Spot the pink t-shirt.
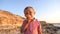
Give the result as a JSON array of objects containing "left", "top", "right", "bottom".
[{"left": 22, "top": 19, "right": 42, "bottom": 34}]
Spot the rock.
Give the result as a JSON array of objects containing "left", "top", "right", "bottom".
[
  {"left": 40, "top": 21, "right": 59, "bottom": 34},
  {"left": 0, "top": 10, "right": 24, "bottom": 28}
]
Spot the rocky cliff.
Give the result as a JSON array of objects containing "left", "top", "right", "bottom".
[{"left": 0, "top": 10, "right": 24, "bottom": 29}]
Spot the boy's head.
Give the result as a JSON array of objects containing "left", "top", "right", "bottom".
[{"left": 24, "top": 6, "right": 35, "bottom": 20}]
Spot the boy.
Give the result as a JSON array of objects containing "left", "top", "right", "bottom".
[{"left": 21, "top": 6, "right": 42, "bottom": 34}]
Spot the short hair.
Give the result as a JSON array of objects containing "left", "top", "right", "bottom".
[{"left": 24, "top": 6, "right": 35, "bottom": 12}]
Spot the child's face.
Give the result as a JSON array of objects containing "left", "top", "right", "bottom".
[{"left": 24, "top": 8, "right": 35, "bottom": 20}]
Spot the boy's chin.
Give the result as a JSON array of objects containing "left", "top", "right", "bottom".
[{"left": 27, "top": 18, "right": 33, "bottom": 20}]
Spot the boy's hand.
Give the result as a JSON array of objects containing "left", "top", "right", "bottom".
[{"left": 21, "top": 21, "right": 30, "bottom": 33}]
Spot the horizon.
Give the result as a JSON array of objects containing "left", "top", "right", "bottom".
[{"left": 0, "top": 0, "right": 60, "bottom": 23}]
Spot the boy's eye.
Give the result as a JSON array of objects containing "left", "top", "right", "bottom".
[
  {"left": 25, "top": 13, "right": 28, "bottom": 14},
  {"left": 25, "top": 11, "right": 32, "bottom": 15}
]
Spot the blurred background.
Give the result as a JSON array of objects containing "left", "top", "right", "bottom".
[{"left": 0, "top": 0, "right": 60, "bottom": 34}]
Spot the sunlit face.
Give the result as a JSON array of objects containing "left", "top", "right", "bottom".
[{"left": 24, "top": 8, "right": 35, "bottom": 20}]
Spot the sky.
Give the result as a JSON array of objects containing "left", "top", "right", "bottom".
[{"left": 0, "top": 0, "right": 60, "bottom": 23}]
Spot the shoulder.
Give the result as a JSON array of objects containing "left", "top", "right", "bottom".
[
  {"left": 33, "top": 19, "right": 40, "bottom": 25},
  {"left": 35, "top": 19, "right": 41, "bottom": 26},
  {"left": 34, "top": 19, "right": 40, "bottom": 23}
]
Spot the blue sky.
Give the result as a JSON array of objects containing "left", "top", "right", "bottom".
[{"left": 0, "top": 0, "right": 60, "bottom": 23}]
